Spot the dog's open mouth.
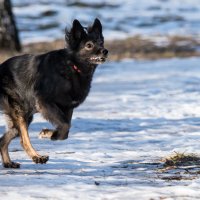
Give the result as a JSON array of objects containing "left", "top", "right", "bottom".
[{"left": 89, "top": 57, "right": 106, "bottom": 64}]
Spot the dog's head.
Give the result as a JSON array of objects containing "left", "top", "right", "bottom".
[{"left": 65, "top": 18, "right": 108, "bottom": 65}]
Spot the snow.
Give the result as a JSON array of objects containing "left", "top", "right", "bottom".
[{"left": 1, "top": 57, "right": 200, "bottom": 199}]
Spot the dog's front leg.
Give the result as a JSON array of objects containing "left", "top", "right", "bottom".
[{"left": 39, "top": 108, "right": 73, "bottom": 140}]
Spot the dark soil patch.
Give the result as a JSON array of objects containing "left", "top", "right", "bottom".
[{"left": 1, "top": 35, "right": 200, "bottom": 64}]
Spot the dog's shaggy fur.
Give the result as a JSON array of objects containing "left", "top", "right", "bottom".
[{"left": 0, "top": 18, "right": 108, "bottom": 168}]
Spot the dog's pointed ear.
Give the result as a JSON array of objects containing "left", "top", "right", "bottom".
[
  {"left": 71, "top": 19, "right": 86, "bottom": 40},
  {"left": 92, "top": 18, "right": 102, "bottom": 33},
  {"left": 90, "top": 18, "right": 103, "bottom": 39},
  {"left": 65, "top": 19, "right": 87, "bottom": 49}
]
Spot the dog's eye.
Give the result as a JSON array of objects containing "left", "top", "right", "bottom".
[{"left": 85, "top": 42, "right": 94, "bottom": 50}]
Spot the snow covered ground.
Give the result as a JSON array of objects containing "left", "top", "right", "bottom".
[{"left": 1, "top": 57, "right": 200, "bottom": 199}]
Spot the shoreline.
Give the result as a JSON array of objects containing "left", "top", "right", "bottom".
[{"left": 1, "top": 35, "right": 200, "bottom": 63}]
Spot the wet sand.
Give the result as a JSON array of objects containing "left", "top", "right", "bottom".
[{"left": 1, "top": 35, "right": 200, "bottom": 63}]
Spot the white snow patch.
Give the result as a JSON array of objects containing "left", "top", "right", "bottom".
[{"left": 1, "top": 58, "right": 200, "bottom": 199}]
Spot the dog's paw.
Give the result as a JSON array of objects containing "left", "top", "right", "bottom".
[
  {"left": 4, "top": 162, "right": 20, "bottom": 168},
  {"left": 32, "top": 155, "right": 49, "bottom": 164},
  {"left": 39, "top": 129, "right": 54, "bottom": 139}
]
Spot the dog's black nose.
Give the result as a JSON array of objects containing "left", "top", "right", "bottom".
[{"left": 102, "top": 49, "right": 108, "bottom": 56}]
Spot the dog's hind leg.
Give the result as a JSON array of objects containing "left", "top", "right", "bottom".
[
  {"left": 0, "top": 115, "right": 20, "bottom": 168},
  {"left": 15, "top": 115, "right": 49, "bottom": 164}
]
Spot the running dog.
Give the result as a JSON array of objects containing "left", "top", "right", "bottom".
[{"left": 0, "top": 18, "right": 108, "bottom": 168}]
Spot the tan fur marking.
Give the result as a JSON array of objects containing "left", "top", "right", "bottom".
[{"left": 18, "top": 117, "right": 39, "bottom": 158}]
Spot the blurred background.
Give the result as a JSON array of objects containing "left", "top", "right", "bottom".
[{"left": 1, "top": 0, "right": 200, "bottom": 62}]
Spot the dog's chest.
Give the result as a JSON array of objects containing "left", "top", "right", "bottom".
[{"left": 70, "top": 74, "right": 92, "bottom": 107}]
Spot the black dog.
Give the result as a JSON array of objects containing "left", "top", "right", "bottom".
[{"left": 0, "top": 18, "right": 108, "bottom": 168}]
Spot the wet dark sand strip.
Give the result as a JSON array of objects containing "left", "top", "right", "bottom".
[{"left": 1, "top": 35, "right": 200, "bottom": 63}]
